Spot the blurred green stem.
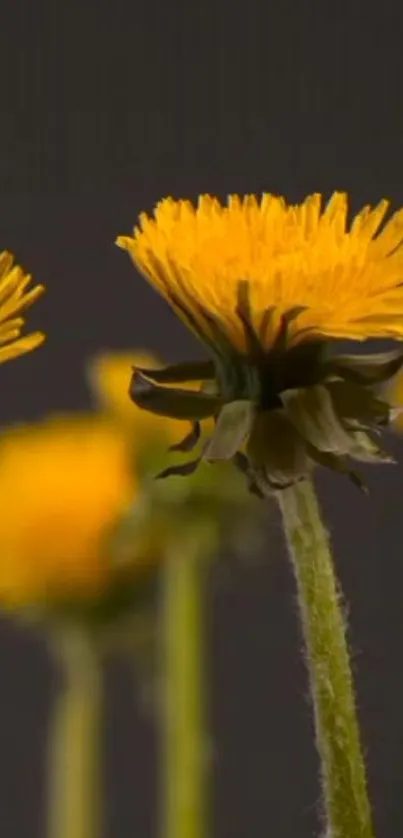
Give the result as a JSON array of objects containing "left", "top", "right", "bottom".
[
  {"left": 161, "top": 540, "right": 208, "bottom": 838},
  {"left": 47, "top": 629, "right": 101, "bottom": 838},
  {"left": 278, "top": 479, "right": 374, "bottom": 838}
]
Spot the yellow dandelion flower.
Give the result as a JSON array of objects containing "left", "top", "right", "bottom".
[
  {"left": 117, "top": 192, "right": 403, "bottom": 351},
  {"left": 0, "top": 251, "right": 45, "bottom": 362},
  {"left": 118, "top": 193, "right": 403, "bottom": 491},
  {"left": 0, "top": 417, "right": 136, "bottom": 609}
]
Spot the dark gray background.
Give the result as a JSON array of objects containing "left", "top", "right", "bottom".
[{"left": 2, "top": 1, "right": 403, "bottom": 836}]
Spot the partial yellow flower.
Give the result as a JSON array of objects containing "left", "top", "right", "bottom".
[
  {"left": 0, "top": 417, "right": 136, "bottom": 608},
  {"left": 0, "top": 251, "right": 45, "bottom": 362},
  {"left": 117, "top": 192, "right": 403, "bottom": 352}
]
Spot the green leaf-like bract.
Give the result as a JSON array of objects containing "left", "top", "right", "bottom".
[
  {"left": 130, "top": 370, "right": 220, "bottom": 420},
  {"left": 203, "top": 400, "right": 255, "bottom": 461}
]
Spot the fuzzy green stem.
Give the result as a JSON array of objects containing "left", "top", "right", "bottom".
[
  {"left": 161, "top": 542, "right": 208, "bottom": 838},
  {"left": 277, "top": 479, "right": 374, "bottom": 838},
  {"left": 47, "top": 630, "right": 102, "bottom": 838}
]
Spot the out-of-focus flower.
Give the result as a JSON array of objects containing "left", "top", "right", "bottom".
[
  {"left": 0, "top": 419, "right": 143, "bottom": 838},
  {"left": 0, "top": 251, "right": 45, "bottom": 362},
  {"left": 0, "top": 416, "right": 149, "bottom": 624},
  {"left": 117, "top": 193, "right": 403, "bottom": 492}
]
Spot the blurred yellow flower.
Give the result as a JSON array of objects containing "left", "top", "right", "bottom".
[
  {"left": 0, "top": 251, "right": 45, "bottom": 362},
  {"left": 0, "top": 417, "right": 136, "bottom": 608}
]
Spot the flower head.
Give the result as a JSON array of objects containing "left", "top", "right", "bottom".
[
  {"left": 118, "top": 193, "right": 403, "bottom": 492},
  {"left": 0, "top": 251, "right": 45, "bottom": 362},
  {"left": 0, "top": 417, "right": 140, "bottom": 617},
  {"left": 118, "top": 192, "right": 403, "bottom": 351}
]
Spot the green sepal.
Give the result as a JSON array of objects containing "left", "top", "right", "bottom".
[
  {"left": 325, "top": 347, "right": 403, "bottom": 385},
  {"left": 203, "top": 400, "right": 255, "bottom": 461},
  {"left": 306, "top": 445, "right": 368, "bottom": 493},
  {"left": 156, "top": 456, "right": 202, "bottom": 480},
  {"left": 270, "top": 306, "right": 308, "bottom": 353},
  {"left": 130, "top": 370, "right": 221, "bottom": 419},
  {"left": 169, "top": 422, "right": 201, "bottom": 452},
  {"left": 281, "top": 384, "right": 355, "bottom": 454},
  {"left": 236, "top": 280, "right": 264, "bottom": 359},
  {"left": 348, "top": 430, "right": 395, "bottom": 464},
  {"left": 278, "top": 340, "right": 329, "bottom": 390},
  {"left": 134, "top": 359, "right": 216, "bottom": 385},
  {"left": 246, "top": 409, "right": 312, "bottom": 488},
  {"left": 233, "top": 451, "right": 265, "bottom": 498},
  {"left": 327, "top": 380, "right": 390, "bottom": 427}
]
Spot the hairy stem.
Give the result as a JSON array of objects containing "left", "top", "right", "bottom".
[
  {"left": 278, "top": 479, "right": 374, "bottom": 838},
  {"left": 161, "top": 543, "right": 208, "bottom": 838},
  {"left": 47, "top": 630, "right": 102, "bottom": 838}
]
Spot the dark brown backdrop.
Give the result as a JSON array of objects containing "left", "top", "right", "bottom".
[{"left": 1, "top": 2, "right": 403, "bottom": 836}]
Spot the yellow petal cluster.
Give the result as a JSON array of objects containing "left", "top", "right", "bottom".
[
  {"left": 0, "top": 417, "right": 135, "bottom": 607},
  {"left": 0, "top": 251, "right": 45, "bottom": 363},
  {"left": 118, "top": 192, "right": 403, "bottom": 353}
]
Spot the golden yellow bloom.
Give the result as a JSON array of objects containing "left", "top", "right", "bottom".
[
  {"left": 0, "top": 251, "right": 45, "bottom": 362},
  {"left": 118, "top": 193, "right": 403, "bottom": 491},
  {"left": 0, "top": 417, "right": 136, "bottom": 608},
  {"left": 117, "top": 192, "right": 403, "bottom": 352}
]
